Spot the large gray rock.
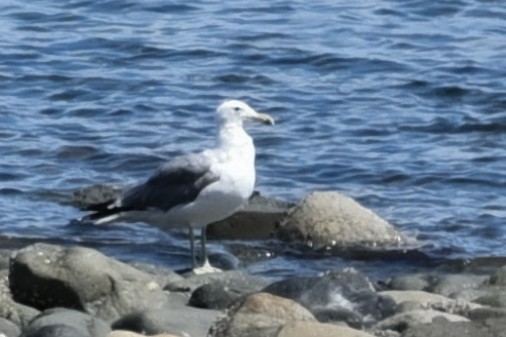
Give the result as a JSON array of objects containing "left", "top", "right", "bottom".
[
  {"left": 9, "top": 244, "right": 168, "bottom": 322},
  {"left": 208, "top": 292, "right": 316, "bottom": 337},
  {"left": 277, "top": 191, "right": 406, "bottom": 248},
  {"left": 21, "top": 308, "right": 110, "bottom": 337},
  {"left": 263, "top": 268, "right": 395, "bottom": 328}
]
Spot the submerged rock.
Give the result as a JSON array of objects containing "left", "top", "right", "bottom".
[
  {"left": 9, "top": 243, "right": 168, "bottom": 322},
  {"left": 277, "top": 191, "right": 406, "bottom": 248},
  {"left": 207, "top": 192, "right": 292, "bottom": 241}
]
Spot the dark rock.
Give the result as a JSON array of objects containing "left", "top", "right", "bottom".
[
  {"left": 9, "top": 244, "right": 168, "bottom": 322},
  {"left": 277, "top": 191, "right": 406, "bottom": 248},
  {"left": 0, "top": 317, "right": 20, "bottom": 337},
  {"left": 72, "top": 184, "right": 122, "bottom": 210},
  {"left": 189, "top": 272, "right": 268, "bottom": 309},
  {"left": 401, "top": 319, "right": 506, "bottom": 337},
  {"left": 112, "top": 304, "right": 220, "bottom": 337},
  {"left": 263, "top": 268, "right": 395, "bottom": 328},
  {"left": 0, "top": 269, "right": 40, "bottom": 329},
  {"left": 208, "top": 292, "right": 315, "bottom": 337},
  {"left": 207, "top": 192, "right": 292, "bottom": 241},
  {"left": 22, "top": 308, "right": 110, "bottom": 337}
]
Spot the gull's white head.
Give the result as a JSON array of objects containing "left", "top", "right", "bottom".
[{"left": 216, "top": 100, "right": 274, "bottom": 126}]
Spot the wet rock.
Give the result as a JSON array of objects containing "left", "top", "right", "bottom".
[
  {"left": 263, "top": 268, "right": 395, "bottom": 328},
  {"left": 277, "top": 320, "right": 376, "bottom": 337},
  {"left": 208, "top": 292, "right": 316, "bottom": 337},
  {"left": 0, "top": 317, "right": 20, "bottom": 337},
  {"left": 72, "top": 184, "right": 122, "bottom": 210},
  {"left": 400, "top": 319, "right": 506, "bottom": 337},
  {"left": 207, "top": 192, "right": 292, "bottom": 241},
  {"left": 277, "top": 191, "right": 406, "bottom": 248},
  {"left": 374, "top": 309, "right": 469, "bottom": 332},
  {"left": 112, "top": 304, "right": 220, "bottom": 337},
  {"left": 9, "top": 244, "right": 168, "bottom": 322},
  {"left": 21, "top": 308, "right": 110, "bottom": 337},
  {"left": 188, "top": 271, "right": 269, "bottom": 310}
]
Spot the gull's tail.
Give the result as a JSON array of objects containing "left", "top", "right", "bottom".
[{"left": 81, "top": 200, "right": 129, "bottom": 225}]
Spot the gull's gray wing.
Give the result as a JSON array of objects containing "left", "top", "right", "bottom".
[{"left": 121, "top": 153, "right": 220, "bottom": 212}]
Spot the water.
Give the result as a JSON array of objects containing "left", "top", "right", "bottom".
[{"left": 1, "top": 0, "right": 505, "bottom": 278}]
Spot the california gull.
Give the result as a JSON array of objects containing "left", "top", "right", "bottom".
[{"left": 85, "top": 100, "right": 274, "bottom": 272}]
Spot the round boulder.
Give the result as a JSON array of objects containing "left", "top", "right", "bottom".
[{"left": 277, "top": 191, "right": 406, "bottom": 248}]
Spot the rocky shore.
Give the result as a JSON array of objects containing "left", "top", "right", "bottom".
[{"left": 1, "top": 188, "right": 505, "bottom": 337}]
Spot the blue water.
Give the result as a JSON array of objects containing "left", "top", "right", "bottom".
[{"left": 1, "top": 0, "right": 505, "bottom": 278}]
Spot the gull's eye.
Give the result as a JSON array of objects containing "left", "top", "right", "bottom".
[{"left": 234, "top": 107, "right": 241, "bottom": 112}]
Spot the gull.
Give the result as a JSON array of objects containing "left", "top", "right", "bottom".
[{"left": 85, "top": 100, "right": 274, "bottom": 272}]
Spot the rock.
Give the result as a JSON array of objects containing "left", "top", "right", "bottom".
[
  {"left": 188, "top": 271, "right": 269, "bottom": 310},
  {"left": 380, "top": 290, "right": 479, "bottom": 315},
  {"left": 21, "top": 308, "right": 110, "bottom": 337},
  {"left": 400, "top": 319, "right": 506, "bottom": 337},
  {"left": 0, "top": 317, "right": 20, "bottom": 337},
  {"left": 473, "top": 289, "right": 506, "bottom": 308},
  {"left": 208, "top": 292, "right": 316, "bottom": 337},
  {"left": 128, "top": 262, "right": 184, "bottom": 288},
  {"left": 374, "top": 309, "right": 469, "bottom": 332},
  {"left": 489, "top": 265, "right": 506, "bottom": 286},
  {"left": 277, "top": 321, "right": 376, "bottom": 337},
  {"left": 0, "top": 269, "right": 40, "bottom": 329},
  {"left": 386, "top": 273, "right": 488, "bottom": 297},
  {"left": 107, "top": 331, "right": 182, "bottom": 337},
  {"left": 21, "top": 324, "right": 88, "bottom": 337},
  {"left": 166, "top": 270, "right": 266, "bottom": 294},
  {"left": 263, "top": 268, "right": 395, "bottom": 328},
  {"left": 112, "top": 303, "right": 220, "bottom": 337},
  {"left": 277, "top": 191, "right": 405, "bottom": 248},
  {"left": 72, "top": 184, "right": 122, "bottom": 210},
  {"left": 9, "top": 244, "right": 168, "bottom": 322},
  {"left": 468, "top": 307, "right": 506, "bottom": 321},
  {"left": 207, "top": 192, "right": 292, "bottom": 241}
]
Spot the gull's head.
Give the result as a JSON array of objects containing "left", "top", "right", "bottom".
[{"left": 216, "top": 100, "right": 274, "bottom": 126}]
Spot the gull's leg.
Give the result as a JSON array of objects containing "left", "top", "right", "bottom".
[
  {"left": 200, "top": 227, "right": 208, "bottom": 267},
  {"left": 192, "top": 226, "right": 222, "bottom": 275},
  {"left": 189, "top": 226, "right": 197, "bottom": 269}
]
